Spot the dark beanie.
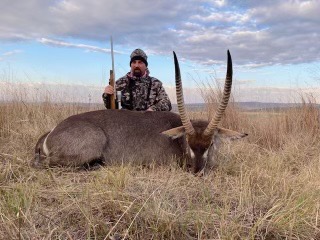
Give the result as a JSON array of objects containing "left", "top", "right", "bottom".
[{"left": 130, "top": 49, "right": 148, "bottom": 67}]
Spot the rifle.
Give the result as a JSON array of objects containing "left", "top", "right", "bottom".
[{"left": 108, "top": 36, "right": 118, "bottom": 109}]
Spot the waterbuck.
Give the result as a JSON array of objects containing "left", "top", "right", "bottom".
[{"left": 34, "top": 51, "right": 247, "bottom": 173}]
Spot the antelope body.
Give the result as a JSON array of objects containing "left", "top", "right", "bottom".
[{"left": 34, "top": 51, "right": 247, "bottom": 173}]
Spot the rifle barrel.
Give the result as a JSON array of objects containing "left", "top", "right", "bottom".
[{"left": 109, "top": 36, "right": 116, "bottom": 109}]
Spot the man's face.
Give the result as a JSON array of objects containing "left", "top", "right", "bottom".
[{"left": 131, "top": 60, "right": 147, "bottom": 77}]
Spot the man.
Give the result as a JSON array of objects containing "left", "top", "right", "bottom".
[{"left": 103, "top": 49, "right": 172, "bottom": 111}]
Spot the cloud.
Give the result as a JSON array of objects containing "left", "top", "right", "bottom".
[
  {"left": 1, "top": 0, "right": 319, "bottom": 67},
  {"left": 38, "top": 38, "right": 123, "bottom": 54},
  {"left": 0, "top": 50, "right": 22, "bottom": 61},
  {"left": 2, "top": 50, "right": 22, "bottom": 56}
]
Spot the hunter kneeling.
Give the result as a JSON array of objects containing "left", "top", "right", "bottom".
[{"left": 103, "top": 48, "right": 172, "bottom": 111}]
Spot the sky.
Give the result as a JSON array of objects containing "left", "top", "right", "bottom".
[{"left": 0, "top": 0, "right": 320, "bottom": 104}]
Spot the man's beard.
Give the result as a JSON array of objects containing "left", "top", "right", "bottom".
[{"left": 133, "top": 68, "right": 142, "bottom": 77}]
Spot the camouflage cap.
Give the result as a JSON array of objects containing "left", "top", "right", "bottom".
[{"left": 130, "top": 49, "right": 148, "bottom": 67}]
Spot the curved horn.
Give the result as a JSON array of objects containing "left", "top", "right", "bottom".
[
  {"left": 203, "top": 50, "right": 233, "bottom": 137},
  {"left": 173, "top": 51, "right": 195, "bottom": 136}
]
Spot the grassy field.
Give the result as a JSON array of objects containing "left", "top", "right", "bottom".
[{"left": 0, "top": 99, "right": 320, "bottom": 239}]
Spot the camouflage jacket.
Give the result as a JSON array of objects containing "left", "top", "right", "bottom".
[{"left": 103, "top": 71, "right": 172, "bottom": 111}]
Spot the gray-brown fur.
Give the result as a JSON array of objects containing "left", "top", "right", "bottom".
[
  {"left": 33, "top": 110, "right": 247, "bottom": 173},
  {"left": 34, "top": 110, "right": 185, "bottom": 168}
]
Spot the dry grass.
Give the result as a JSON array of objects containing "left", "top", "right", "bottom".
[{"left": 1, "top": 93, "right": 320, "bottom": 239}]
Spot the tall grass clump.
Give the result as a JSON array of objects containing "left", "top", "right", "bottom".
[
  {"left": 198, "top": 78, "right": 246, "bottom": 132},
  {"left": 0, "top": 83, "right": 319, "bottom": 239}
]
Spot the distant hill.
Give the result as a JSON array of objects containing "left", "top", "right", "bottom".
[
  {"left": 235, "top": 102, "right": 314, "bottom": 110},
  {"left": 172, "top": 102, "right": 320, "bottom": 112}
]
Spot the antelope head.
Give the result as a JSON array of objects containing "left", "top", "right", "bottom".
[{"left": 163, "top": 51, "right": 247, "bottom": 173}]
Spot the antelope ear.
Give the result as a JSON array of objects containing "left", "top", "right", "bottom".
[
  {"left": 217, "top": 127, "right": 248, "bottom": 140},
  {"left": 162, "top": 126, "right": 186, "bottom": 139}
]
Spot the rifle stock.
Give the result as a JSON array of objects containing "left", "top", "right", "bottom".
[{"left": 109, "top": 69, "right": 116, "bottom": 109}]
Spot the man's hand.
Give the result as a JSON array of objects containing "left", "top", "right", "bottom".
[
  {"left": 146, "top": 107, "right": 154, "bottom": 111},
  {"left": 104, "top": 85, "right": 114, "bottom": 95}
]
